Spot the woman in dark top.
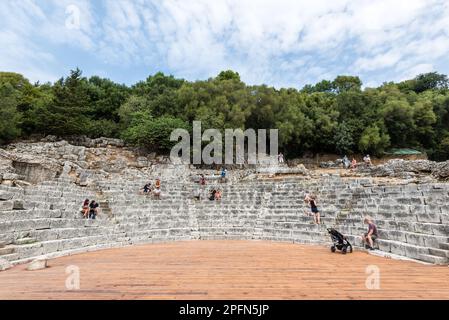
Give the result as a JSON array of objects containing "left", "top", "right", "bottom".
[
  {"left": 89, "top": 200, "right": 99, "bottom": 219},
  {"left": 310, "top": 195, "right": 321, "bottom": 225},
  {"left": 209, "top": 189, "right": 217, "bottom": 201}
]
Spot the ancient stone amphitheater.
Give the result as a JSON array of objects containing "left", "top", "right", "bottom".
[{"left": 1, "top": 137, "right": 449, "bottom": 273}]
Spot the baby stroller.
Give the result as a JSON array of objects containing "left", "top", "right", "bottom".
[{"left": 327, "top": 228, "right": 353, "bottom": 254}]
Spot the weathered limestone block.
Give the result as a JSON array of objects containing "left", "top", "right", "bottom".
[
  {"left": 392, "top": 212, "right": 417, "bottom": 222},
  {"left": 0, "top": 190, "right": 13, "bottom": 201},
  {"left": 404, "top": 244, "right": 425, "bottom": 260},
  {"left": 0, "top": 201, "right": 14, "bottom": 211},
  {"left": 414, "top": 223, "right": 434, "bottom": 235},
  {"left": 42, "top": 241, "right": 60, "bottom": 254},
  {"left": 431, "top": 224, "right": 449, "bottom": 236},
  {"left": 0, "top": 258, "right": 12, "bottom": 271},
  {"left": 416, "top": 212, "right": 441, "bottom": 224},
  {"left": 405, "top": 232, "right": 426, "bottom": 246},
  {"left": 390, "top": 241, "right": 406, "bottom": 256},
  {"left": 26, "top": 258, "right": 47, "bottom": 271}
]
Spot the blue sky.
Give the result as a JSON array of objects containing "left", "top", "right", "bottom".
[{"left": 1, "top": 0, "right": 449, "bottom": 88}]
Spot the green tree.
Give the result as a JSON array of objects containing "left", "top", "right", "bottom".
[
  {"left": 0, "top": 83, "right": 21, "bottom": 144},
  {"left": 358, "top": 124, "right": 390, "bottom": 155},
  {"left": 40, "top": 68, "right": 90, "bottom": 136},
  {"left": 121, "top": 112, "right": 189, "bottom": 151},
  {"left": 332, "top": 75, "right": 362, "bottom": 93},
  {"left": 334, "top": 122, "right": 354, "bottom": 154}
]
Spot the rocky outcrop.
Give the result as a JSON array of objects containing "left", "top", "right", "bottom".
[
  {"left": 432, "top": 161, "right": 449, "bottom": 180},
  {"left": 365, "top": 159, "right": 449, "bottom": 180}
]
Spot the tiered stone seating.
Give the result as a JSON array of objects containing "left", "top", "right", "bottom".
[
  {"left": 1, "top": 173, "right": 448, "bottom": 266},
  {"left": 0, "top": 181, "right": 127, "bottom": 265}
]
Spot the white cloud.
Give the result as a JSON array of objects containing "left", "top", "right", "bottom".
[{"left": 0, "top": 0, "right": 449, "bottom": 87}]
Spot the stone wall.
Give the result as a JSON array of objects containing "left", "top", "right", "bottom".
[{"left": 1, "top": 139, "right": 448, "bottom": 270}]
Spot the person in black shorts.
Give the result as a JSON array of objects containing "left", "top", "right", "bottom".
[
  {"left": 309, "top": 195, "right": 321, "bottom": 224},
  {"left": 362, "top": 216, "right": 378, "bottom": 250}
]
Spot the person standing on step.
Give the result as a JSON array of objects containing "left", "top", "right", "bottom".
[
  {"left": 89, "top": 200, "right": 99, "bottom": 219},
  {"left": 309, "top": 195, "right": 321, "bottom": 225},
  {"left": 303, "top": 192, "right": 311, "bottom": 216},
  {"left": 362, "top": 216, "right": 378, "bottom": 250},
  {"left": 278, "top": 153, "right": 284, "bottom": 164},
  {"left": 155, "top": 178, "right": 161, "bottom": 189},
  {"left": 342, "top": 155, "right": 350, "bottom": 169}
]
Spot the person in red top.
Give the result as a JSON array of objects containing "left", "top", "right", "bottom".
[
  {"left": 362, "top": 216, "right": 378, "bottom": 250},
  {"left": 81, "top": 199, "right": 89, "bottom": 218}
]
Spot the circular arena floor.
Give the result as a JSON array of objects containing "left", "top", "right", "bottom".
[{"left": 0, "top": 240, "right": 448, "bottom": 300}]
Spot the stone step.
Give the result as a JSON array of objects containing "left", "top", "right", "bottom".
[
  {"left": 428, "top": 248, "right": 449, "bottom": 258},
  {"left": 0, "top": 246, "right": 15, "bottom": 256},
  {"left": 0, "top": 252, "right": 19, "bottom": 262},
  {"left": 14, "top": 237, "right": 38, "bottom": 245},
  {"left": 418, "top": 254, "right": 448, "bottom": 265},
  {"left": 439, "top": 243, "right": 449, "bottom": 250}
]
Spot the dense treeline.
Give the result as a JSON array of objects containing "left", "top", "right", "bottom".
[{"left": 1, "top": 69, "right": 449, "bottom": 160}]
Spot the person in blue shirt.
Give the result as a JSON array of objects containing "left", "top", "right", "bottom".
[{"left": 220, "top": 167, "right": 227, "bottom": 182}]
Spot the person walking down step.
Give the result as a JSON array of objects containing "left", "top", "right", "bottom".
[{"left": 309, "top": 195, "right": 321, "bottom": 225}]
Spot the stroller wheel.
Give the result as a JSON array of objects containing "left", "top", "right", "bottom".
[
  {"left": 331, "top": 246, "right": 336, "bottom": 253},
  {"left": 341, "top": 247, "right": 347, "bottom": 254}
]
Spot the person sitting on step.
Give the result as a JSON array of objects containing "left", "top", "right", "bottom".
[
  {"left": 362, "top": 216, "right": 378, "bottom": 250},
  {"left": 81, "top": 199, "right": 89, "bottom": 218},
  {"left": 88, "top": 200, "right": 99, "bottom": 219},
  {"left": 215, "top": 189, "right": 222, "bottom": 201},
  {"left": 142, "top": 182, "right": 152, "bottom": 195},
  {"left": 309, "top": 195, "right": 321, "bottom": 225},
  {"left": 209, "top": 189, "right": 217, "bottom": 201},
  {"left": 199, "top": 174, "right": 206, "bottom": 185},
  {"left": 153, "top": 186, "right": 161, "bottom": 199},
  {"left": 220, "top": 168, "right": 227, "bottom": 182},
  {"left": 350, "top": 158, "right": 357, "bottom": 169},
  {"left": 363, "top": 154, "right": 372, "bottom": 166},
  {"left": 192, "top": 188, "right": 201, "bottom": 201}
]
